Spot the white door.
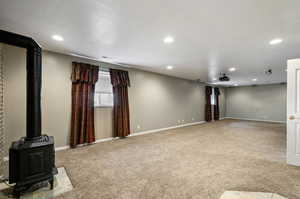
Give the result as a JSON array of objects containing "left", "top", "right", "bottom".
[{"left": 287, "top": 59, "right": 300, "bottom": 166}]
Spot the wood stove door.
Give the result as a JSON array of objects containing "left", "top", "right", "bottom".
[{"left": 19, "top": 145, "right": 53, "bottom": 184}]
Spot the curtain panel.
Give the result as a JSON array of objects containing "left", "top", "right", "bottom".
[
  {"left": 213, "top": 87, "right": 220, "bottom": 120},
  {"left": 70, "top": 62, "right": 99, "bottom": 147},
  {"left": 205, "top": 86, "right": 213, "bottom": 122},
  {"left": 110, "top": 69, "right": 131, "bottom": 137}
]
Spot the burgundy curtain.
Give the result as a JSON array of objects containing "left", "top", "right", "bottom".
[
  {"left": 205, "top": 86, "right": 213, "bottom": 122},
  {"left": 110, "top": 69, "right": 131, "bottom": 137},
  {"left": 213, "top": 87, "right": 220, "bottom": 120},
  {"left": 70, "top": 62, "right": 99, "bottom": 147}
]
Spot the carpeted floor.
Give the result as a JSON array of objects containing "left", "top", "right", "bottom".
[{"left": 55, "top": 119, "right": 300, "bottom": 199}]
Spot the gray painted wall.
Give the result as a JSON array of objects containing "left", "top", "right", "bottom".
[
  {"left": 219, "top": 87, "right": 226, "bottom": 119},
  {"left": 3, "top": 46, "right": 26, "bottom": 152},
  {"left": 225, "top": 84, "right": 287, "bottom": 122},
  {"left": 129, "top": 69, "right": 217, "bottom": 132},
  {"left": 3, "top": 44, "right": 226, "bottom": 148}
]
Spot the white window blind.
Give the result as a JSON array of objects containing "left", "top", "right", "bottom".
[{"left": 94, "top": 71, "right": 113, "bottom": 107}]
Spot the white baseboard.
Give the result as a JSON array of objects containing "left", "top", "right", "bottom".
[
  {"left": 130, "top": 121, "right": 205, "bottom": 137},
  {"left": 2, "top": 122, "right": 208, "bottom": 156},
  {"left": 2, "top": 138, "right": 120, "bottom": 159},
  {"left": 95, "top": 137, "right": 116, "bottom": 143},
  {"left": 224, "top": 117, "right": 286, "bottom": 123},
  {"left": 55, "top": 146, "right": 70, "bottom": 151},
  {"left": 55, "top": 137, "right": 117, "bottom": 151},
  {"left": 54, "top": 121, "right": 206, "bottom": 152},
  {"left": 0, "top": 119, "right": 207, "bottom": 162},
  {"left": 6, "top": 121, "right": 207, "bottom": 160}
]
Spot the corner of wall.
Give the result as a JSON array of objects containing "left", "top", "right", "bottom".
[{"left": 0, "top": 43, "right": 7, "bottom": 178}]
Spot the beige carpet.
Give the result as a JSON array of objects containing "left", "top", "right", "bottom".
[{"left": 55, "top": 119, "right": 300, "bottom": 199}]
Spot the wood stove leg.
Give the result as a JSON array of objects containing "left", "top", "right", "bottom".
[
  {"left": 15, "top": 192, "right": 20, "bottom": 199},
  {"left": 50, "top": 178, "right": 54, "bottom": 190},
  {"left": 13, "top": 189, "right": 20, "bottom": 199}
]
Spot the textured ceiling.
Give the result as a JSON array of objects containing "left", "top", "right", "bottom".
[{"left": 0, "top": 0, "right": 300, "bottom": 85}]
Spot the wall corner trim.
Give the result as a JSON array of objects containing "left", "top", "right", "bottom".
[{"left": 54, "top": 121, "right": 206, "bottom": 152}]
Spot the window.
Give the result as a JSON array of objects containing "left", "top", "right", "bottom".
[
  {"left": 211, "top": 87, "right": 216, "bottom": 105},
  {"left": 94, "top": 71, "right": 113, "bottom": 107}
]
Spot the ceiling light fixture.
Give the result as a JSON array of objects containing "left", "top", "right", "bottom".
[
  {"left": 163, "top": 36, "right": 174, "bottom": 44},
  {"left": 234, "top": 84, "right": 238, "bottom": 86},
  {"left": 52, "top": 34, "right": 64, "bottom": 41},
  {"left": 269, "top": 38, "right": 283, "bottom": 45},
  {"left": 166, "top": 65, "right": 173, "bottom": 70},
  {"left": 228, "top": 67, "right": 236, "bottom": 72},
  {"left": 252, "top": 78, "right": 257, "bottom": 81}
]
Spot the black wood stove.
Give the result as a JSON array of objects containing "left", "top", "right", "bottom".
[{"left": 0, "top": 30, "right": 57, "bottom": 197}]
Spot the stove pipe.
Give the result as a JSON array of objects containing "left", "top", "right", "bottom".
[{"left": 0, "top": 30, "right": 42, "bottom": 140}]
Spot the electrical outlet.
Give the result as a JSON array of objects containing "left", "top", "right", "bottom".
[
  {"left": 137, "top": 125, "right": 140, "bottom": 129},
  {"left": 192, "top": 118, "right": 194, "bottom": 121}
]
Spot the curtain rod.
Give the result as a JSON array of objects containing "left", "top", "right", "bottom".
[
  {"left": 70, "top": 53, "right": 131, "bottom": 72},
  {"left": 99, "top": 66, "right": 110, "bottom": 72},
  {"left": 72, "top": 60, "right": 130, "bottom": 73}
]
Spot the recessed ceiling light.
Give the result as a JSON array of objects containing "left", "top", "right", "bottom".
[
  {"left": 229, "top": 67, "right": 236, "bottom": 72},
  {"left": 269, "top": 38, "right": 282, "bottom": 45},
  {"left": 234, "top": 84, "right": 238, "bottom": 86},
  {"left": 52, "top": 34, "right": 64, "bottom": 41},
  {"left": 163, "top": 36, "right": 174, "bottom": 44},
  {"left": 252, "top": 78, "right": 257, "bottom": 81},
  {"left": 166, "top": 65, "right": 173, "bottom": 70}
]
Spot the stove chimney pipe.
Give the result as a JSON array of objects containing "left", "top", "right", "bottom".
[{"left": 0, "top": 30, "right": 42, "bottom": 140}]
